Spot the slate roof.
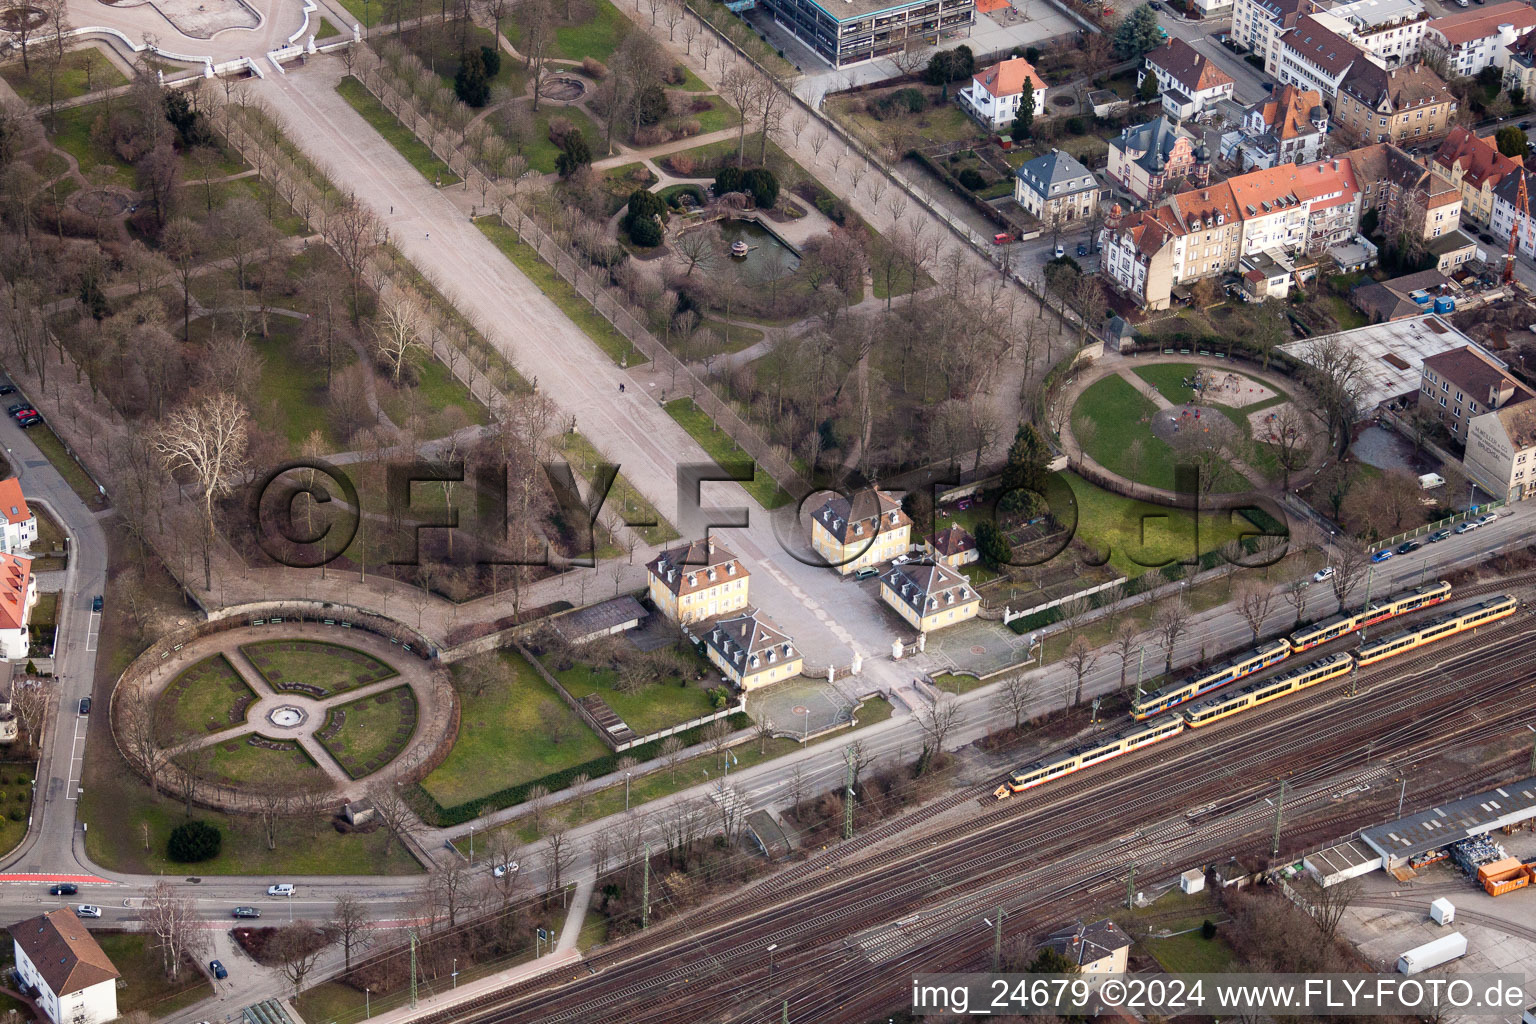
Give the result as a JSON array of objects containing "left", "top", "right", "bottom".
[
  {"left": 811, "top": 487, "right": 909, "bottom": 545},
  {"left": 647, "top": 538, "right": 750, "bottom": 597},
  {"left": 12, "top": 909, "right": 120, "bottom": 996},
  {"left": 701, "top": 610, "right": 797, "bottom": 677},
  {"left": 1042, "top": 920, "right": 1134, "bottom": 967},
  {"left": 878, "top": 560, "right": 976, "bottom": 617},
  {"left": 1145, "top": 38, "right": 1234, "bottom": 93},
  {"left": 1111, "top": 116, "right": 1195, "bottom": 174},
  {"left": 1281, "top": 15, "right": 1367, "bottom": 77},
  {"left": 1015, "top": 149, "right": 1097, "bottom": 197},
  {"left": 1339, "top": 61, "right": 1452, "bottom": 111}
]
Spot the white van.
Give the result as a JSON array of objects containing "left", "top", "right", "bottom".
[
  {"left": 267, "top": 883, "right": 294, "bottom": 897},
  {"left": 1418, "top": 472, "right": 1446, "bottom": 490}
]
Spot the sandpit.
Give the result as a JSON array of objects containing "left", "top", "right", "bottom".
[
  {"left": 1247, "top": 401, "right": 1308, "bottom": 448},
  {"left": 1193, "top": 367, "right": 1276, "bottom": 408},
  {"left": 1149, "top": 405, "right": 1240, "bottom": 446}
]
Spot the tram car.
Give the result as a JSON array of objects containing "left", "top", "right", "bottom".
[
  {"left": 1287, "top": 581, "right": 1451, "bottom": 651},
  {"left": 993, "top": 716, "right": 1185, "bottom": 799},
  {"left": 1131, "top": 639, "right": 1292, "bottom": 720},
  {"left": 1181, "top": 653, "right": 1353, "bottom": 728},
  {"left": 1354, "top": 596, "right": 1517, "bottom": 666}
]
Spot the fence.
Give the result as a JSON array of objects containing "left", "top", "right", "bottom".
[{"left": 1001, "top": 576, "right": 1127, "bottom": 625}]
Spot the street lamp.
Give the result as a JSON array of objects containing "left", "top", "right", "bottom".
[
  {"left": 468, "top": 825, "right": 474, "bottom": 865},
  {"left": 625, "top": 772, "right": 632, "bottom": 812},
  {"left": 365, "top": 988, "right": 370, "bottom": 1019},
  {"left": 452, "top": 958, "right": 458, "bottom": 989},
  {"left": 766, "top": 943, "right": 778, "bottom": 974},
  {"left": 801, "top": 707, "right": 809, "bottom": 745}
]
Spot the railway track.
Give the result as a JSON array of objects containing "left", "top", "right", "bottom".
[{"left": 424, "top": 614, "right": 1536, "bottom": 1024}]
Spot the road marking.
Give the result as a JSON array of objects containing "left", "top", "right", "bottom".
[
  {"left": 86, "top": 610, "right": 100, "bottom": 653},
  {"left": 64, "top": 715, "right": 87, "bottom": 800}
]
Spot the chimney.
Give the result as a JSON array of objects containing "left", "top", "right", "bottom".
[{"left": 707, "top": 536, "right": 716, "bottom": 555}]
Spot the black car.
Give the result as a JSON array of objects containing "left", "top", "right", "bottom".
[
  {"left": 1076, "top": 243, "right": 1088, "bottom": 257},
  {"left": 6, "top": 404, "right": 27, "bottom": 416},
  {"left": 1397, "top": 539, "right": 1422, "bottom": 554},
  {"left": 232, "top": 906, "right": 261, "bottom": 919},
  {"left": 209, "top": 960, "right": 228, "bottom": 981},
  {"left": 92, "top": 595, "right": 102, "bottom": 612},
  {"left": 0, "top": 385, "right": 14, "bottom": 396},
  {"left": 78, "top": 697, "right": 91, "bottom": 715},
  {"left": 19, "top": 416, "right": 42, "bottom": 429},
  {"left": 49, "top": 884, "right": 78, "bottom": 896}
]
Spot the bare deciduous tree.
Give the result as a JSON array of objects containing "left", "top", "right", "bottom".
[
  {"left": 270, "top": 921, "right": 334, "bottom": 994},
  {"left": 371, "top": 294, "right": 425, "bottom": 384},
  {"left": 116, "top": 684, "right": 166, "bottom": 794},
  {"left": 331, "top": 893, "right": 370, "bottom": 970},
  {"left": 152, "top": 391, "right": 250, "bottom": 591},
  {"left": 542, "top": 817, "right": 575, "bottom": 892},
  {"left": 143, "top": 881, "right": 205, "bottom": 980},
  {"left": 1063, "top": 634, "right": 1097, "bottom": 708},
  {"left": 1235, "top": 580, "right": 1276, "bottom": 644},
  {"left": 914, "top": 695, "right": 963, "bottom": 763},
  {"left": 990, "top": 672, "right": 1036, "bottom": 729},
  {"left": 1154, "top": 598, "right": 1191, "bottom": 674}
]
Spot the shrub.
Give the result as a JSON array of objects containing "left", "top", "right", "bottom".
[
  {"left": 957, "top": 167, "right": 987, "bottom": 190},
  {"left": 582, "top": 57, "right": 609, "bottom": 78},
  {"left": 627, "top": 189, "right": 669, "bottom": 222},
  {"left": 670, "top": 153, "right": 697, "bottom": 176},
  {"left": 1025, "top": 46, "right": 1041, "bottom": 62},
  {"left": 678, "top": 119, "right": 702, "bottom": 137},
  {"left": 706, "top": 686, "right": 731, "bottom": 709},
  {"left": 167, "top": 820, "right": 223, "bottom": 863},
  {"left": 741, "top": 167, "right": 779, "bottom": 208},
  {"left": 715, "top": 166, "right": 742, "bottom": 194},
  {"left": 547, "top": 116, "right": 574, "bottom": 144},
  {"left": 626, "top": 215, "right": 663, "bottom": 247},
  {"left": 7, "top": 810, "right": 18, "bottom": 822},
  {"left": 480, "top": 44, "right": 501, "bottom": 79},
  {"left": 556, "top": 132, "right": 591, "bottom": 177},
  {"left": 1066, "top": 116, "right": 1087, "bottom": 135},
  {"left": 1201, "top": 919, "right": 1217, "bottom": 940},
  {"left": 633, "top": 124, "right": 670, "bottom": 147}
]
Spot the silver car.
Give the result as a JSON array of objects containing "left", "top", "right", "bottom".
[{"left": 75, "top": 905, "right": 102, "bottom": 919}]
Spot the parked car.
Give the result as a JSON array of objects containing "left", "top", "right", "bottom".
[
  {"left": 92, "top": 595, "right": 102, "bottom": 612},
  {"left": 6, "top": 404, "right": 26, "bottom": 415},
  {"left": 853, "top": 566, "right": 880, "bottom": 580},
  {"left": 18, "top": 416, "right": 42, "bottom": 429},
  {"left": 78, "top": 697, "right": 91, "bottom": 715},
  {"left": 267, "top": 883, "right": 294, "bottom": 896},
  {"left": 1476, "top": 513, "right": 1498, "bottom": 526},
  {"left": 0, "top": 384, "right": 15, "bottom": 396},
  {"left": 1397, "top": 540, "right": 1422, "bottom": 554},
  {"left": 1427, "top": 529, "right": 1451, "bottom": 543},
  {"left": 8, "top": 406, "right": 35, "bottom": 419},
  {"left": 992, "top": 232, "right": 1011, "bottom": 245},
  {"left": 492, "top": 861, "right": 518, "bottom": 878},
  {"left": 1370, "top": 548, "right": 1394, "bottom": 563},
  {"left": 1076, "top": 243, "right": 1088, "bottom": 257},
  {"left": 1522, "top": 121, "right": 1532, "bottom": 130},
  {"left": 49, "top": 884, "right": 78, "bottom": 896},
  {"left": 892, "top": 554, "right": 911, "bottom": 565},
  {"left": 75, "top": 905, "right": 101, "bottom": 919},
  {"left": 232, "top": 906, "right": 261, "bottom": 919},
  {"left": 209, "top": 960, "right": 228, "bottom": 981},
  {"left": 1053, "top": 244, "right": 1065, "bottom": 258},
  {"left": 1312, "top": 566, "right": 1335, "bottom": 583},
  {"left": 1455, "top": 521, "right": 1479, "bottom": 534}
]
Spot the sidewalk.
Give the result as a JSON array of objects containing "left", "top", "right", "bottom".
[{"left": 353, "top": 948, "right": 582, "bottom": 1024}]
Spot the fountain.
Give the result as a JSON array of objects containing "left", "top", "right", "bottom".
[
  {"left": 267, "top": 705, "right": 308, "bottom": 729},
  {"left": 715, "top": 220, "right": 801, "bottom": 276}
]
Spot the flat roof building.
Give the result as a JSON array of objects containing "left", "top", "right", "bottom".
[
  {"left": 1359, "top": 776, "right": 1536, "bottom": 869},
  {"left": 760, "top": 0, "right": 975, "bottom": 67},
  {"left": 1279, "top": 314, "right": 1482, "bottom": 410}
]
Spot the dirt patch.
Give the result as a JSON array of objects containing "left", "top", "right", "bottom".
[
  {"left": 74, "top": 189, "right": 130, "bottom": 218},
  {"left": 1149, "top": 405, "right": 1239, "bottom": 446},
  {"left": 1194, "top": 367, "right": 1276, "bottom": 407},
  {"left": 1246, "top": 401, "right": 1307, "bottom": 448}
]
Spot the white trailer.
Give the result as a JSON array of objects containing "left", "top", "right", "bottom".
[
  {"left": 1429, "top": 898, "right": 1454, "bottom": 925},
  {"left": 1397, "top": 932, "right": 1467, "bottom": 974}
]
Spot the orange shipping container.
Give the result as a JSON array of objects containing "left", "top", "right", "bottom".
[
  {"left": 1483, "top": 870, "right": 1530, "bottom": 897},
  {"left": 1476, "top": 857, "right": 1523, "bottom": 883}
]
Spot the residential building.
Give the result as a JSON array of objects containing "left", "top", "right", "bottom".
[
  {"left": 1418, "top": 345, "right": 1534, "bottom": 444},
  {"left": 759, "top": 0, "right": 974, "bottom": 68},
  {"left": 1490, "top": 165, "right": 1536, "bottom": 257},
  {"left": 1138, "top": 38, "right": 1235, "bottom": 117},
  {"left": 699, "top": 610, "right": 802, "bottom": 690},
  {"left": 1504, "top": 25, "right": 1536, "bottom": 94},
  {"left": 1335, "top": 62, "right": 1455, "bottom": 147},
  {"left": 1351, "top": 268, "right": 1455, "bottom": 320},
  {"left": 958, "top": 56, "right": 1047, "bottom": 130},
  {"left": 1102, "top": 155, "right": 1363, "bottom": 309},
  {"left": 1232, "top": 0, "right": 1318, "bottom": 69},
  {"left": 877, "top": 561, "right": 980, "bottom": 632},
  {"left": 0, "top": 679, "right": 17, "bottom": 744},
  {"left": 1345, "top": 141, "right": 1470, "bottom": 264},
  {"left": 1465, "top": 394, "right": 1536, "bottom": 501},
  {"left": 1106, "top": 117, "right": 1210, "bottom": 203},
  {"left": 1329, "top": 0, "right": 1430, "bottom": 65},
  {"left": 1275, "top": 14, "right": 1378, "bottom": 99},
  {"left": 0, "top": 554, "right": 34, "bottom": 662},
  {"left": 12, "top": 909, "right": 120, "bottom": 1024},
  {"left": 1422, "top": 1, "right": 1536, "bottom": 78},
  {"left": 1237, "top": 85, "right": 1328, "bottom": 169},
  {"left": 1431, "top": 126, "right": 1524, "bottom": 227},
  {"left": 809, "top": 487, "right": 912, "bottom": 574},
  {"left": 1041, "top": 920, "right": 1135, "bottom": 974},
  {"left": 0, "top": 479, "right": 35, "bottom": 556},
  {"left": 1014, "top": 149, "right": 1101, "bottom": 229},
  {"left": 645, "top": 537, "right": 750, "bottom": 624},
  {"left": 925, "top": 524, "right": 978, "bottom": 568}
]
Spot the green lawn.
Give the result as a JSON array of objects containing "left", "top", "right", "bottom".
[
  {"left": 47, "top": 101, "right": 132, "bottom": 186},
  {"left": 0, "top": 48, "right": 128, "bottom": 105},
  {"left": 95, "top": 933, "right": 213, "bottom": 1016},
  {"left": 0, "top": 762, "right": 35, "bottom": 859},
  {"left": 316, "top": 16, "right": 343, "bottom": 38},
  {"left": 674, "top": 66, "right": 711, "bottom": 92},
  {"left": 419, "top": 650, "right": 608, "bottom": 809},
  {"left": 476, "top": 217, "right": 645, "bottom": 366},
  {"left": 1063, "top": 472, "right": 1259, "bottom": 578},
  {"left": 663, "top": 397, "right": 792, "bottom": 510},
  {"left": 202, "top": 736, "right": 330, "bottom": 788},
  {"left": 684, "top": 95, "right": 742, "bottom": 135},
  {"left": 932, "top": 672, "right": 989, "bottom": 695},
  {"left": 1073, "top": 374, "right": 1245, "bottom": 495},
  {"left": 553, "top": 432, "right": 679, "bottom": 546},
  {"left": 193, "top": 316, "right": 346, "bottom": 452},
  {"left": 154, "top": 654, "right": 256, "bottom": 746},
  {"left": 525, "top": 104, "right": 606, "bottom": 173},
  {"left": 239, "top": 639, "right": 399, "bottom": 697},
  {"left": 336, "top": 75, "right": 459, "bottom": 185},
  {"left": 26, "top": 422, "right": 107, "bottom": 509},
  {"left": 505, "top": 0, "right": 629, "bottom": 61},
  {"left": 375, "top": 346, "right": 491, "bottom": 438},
  {"left": 317, "top": 685, "right": 419, "bottom": 779},
  {"left": 544, "top": 655, "right": 715, "bottom": 738},
  {"left": 1132, "top": 363, "right": 1199, "bottom": 405},
  {"left": 1142, "top": 928, "right": 1238, "bottom": 973},
  {"left": 699, "top": 316, "right": 764, "bottom": 353},
  {"left": 335, "top": 0, "right": 379, "bottom": 27}
]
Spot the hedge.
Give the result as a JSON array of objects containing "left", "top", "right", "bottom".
[{"left": 412, "top": 711, "right": 753, "bottom": 826}]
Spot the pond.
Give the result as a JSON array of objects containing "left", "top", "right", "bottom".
[{"left": 716, "top": 219, "right": 801, "bottom": 279}]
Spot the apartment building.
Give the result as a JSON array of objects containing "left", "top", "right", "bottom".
[
  {"left": 1422, "top": 1, "right": 1536, "bottom": 78},
  {"left": 1275, "top": 14, "right": 1378, "bottom": 98},
  {"left": 1431, "top": 126, "right": 1525, "bottom": 227},
  {"left": 1232, "top": 0, "right": 1317, "bottom": 69},
  {"left": 1106, "top": 116, "right": 1210, "bottom": 203},
  {"left": 645, "top": 537, "right": 750, "bottom": 624},
  {"left": 1418, "top": 345, "right": 1534, "bottom": 444},
  {"left": 1334, "top": 62, "right": 1455, "bottom": 147},
  {"left": 1329, "top": 0, "right": 1429, "bottom": 65},
  {"left": 1346, "top": 141, "right": 1475, "bottom": 268},
  {"left": 1504, "top": 25, "right": 1536, "bottom": 94},
  {"left": 1489, "top": 165, "right": 1536, "bottom": 256},
  {"left": 12, "top": 910, "right": 119, "bottom": 1024},
  {"left": 760, "top": 0, "right": 974, "bottom": 67},
  {"left": 1465, "top": 395, "right": 1536, "bottom": 501}
]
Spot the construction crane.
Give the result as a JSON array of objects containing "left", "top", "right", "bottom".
[{"left": 1506, "top": 168, "right": 1529, "bottom": 286}]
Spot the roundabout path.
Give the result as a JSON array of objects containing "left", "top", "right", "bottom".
[
  {"left": 1057, "top": 351, "right": 1330, "bottom": 505},
  {"left": 133, "top": 622, "right": 450, "bottom": 806}
]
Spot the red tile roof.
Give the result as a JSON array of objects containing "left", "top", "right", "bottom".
[
  {"left": 972, "top": 56, "right": 1047, "bottom": 99},
  {"left": 0, "top": 478, "right": 29, "bottom": 528},
  {"left": 1281, "top": 15, "right": 1367, "bottom": 77},
  {"left": 1145, "top": 38, "right": 1234, "bottom": 93},
  {"left": 0, "top": 554, "right": 30, "bottom": 631},
  {"left": 1429, "top": 1, "right": 1536, "bottom": 46},
  {"left": 1432, "top": 126, "right": 1523, "bottom": 190},
  {"left": 1249, "top": 85, "right": 1325, "bottom": 141},
  {"left": 13, "top": 909, "right": 120, "bottom": 997}
]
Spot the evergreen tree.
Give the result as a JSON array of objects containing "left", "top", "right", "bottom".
[
  {"left": 454, "top": 48, "right": 491, "bottom": 107},
  {"left": 1138, "top": 69, "right": 1161, "bottom": 102},
  {"left": 555, "top": 132, "right": 591, "bottom": 176},
  {"left": 1027, "top": 946, "right": 1081, "bottom": 974},
  {"left": 974, "top": 521, "right": 1014, "bottom": 568},
  {"left": 480, "top": 44, "right": 502, "bottom": 79},
  {"left": 1012, "top": 83, "right": 1035, "bottom": 140},
  {"left": 1114, "top": 5, "right": 1164, "bottom": 60},
  {"left": 1495, "top": 124, "right": 1529, "bottom": 160}
]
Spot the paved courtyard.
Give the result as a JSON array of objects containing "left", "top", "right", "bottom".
[{"left": 915, "top": 616, "right": 1035, "bottom": 678}]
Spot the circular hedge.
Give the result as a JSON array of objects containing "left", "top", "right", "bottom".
[{"left": 167, "top": 820, "right": 223, "bottom": 862}]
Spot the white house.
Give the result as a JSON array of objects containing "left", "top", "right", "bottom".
[
  {"left": 1422, "top": 1, "right": 1536, "bottom": 78},
  {"left": 958, "top": 56, "right": 1047, "bottom": 130},
  {"left": 1013, "top": 149, "right": 1100, "bottom": 229},
  {"left": 12, "top": 909, "right": 120, "bottom": 1024},
  {"left": 1139, "top": 38, "right": 1235, "bottom": 117},
  {"left": 1275, "top": 13, "right": 1377, "bottom": 99},
  {"left": 0, "top": 553, "right": 36, "bottom": 661},
  {"left": 1490, "top": 165, "right": 1536, "bottom": 259},
  {"left": 1329, "top": 0, "right": 1429, "bottom": 65},
  {"left": 0, "top": 479, "right": 36, "bottom": 556},
  {"left": 1238, "top": 84, "right": 1328, "bottom": 169},
  {"left": 1233, "top": 0, "right": 1319, "bottom": 70}
]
